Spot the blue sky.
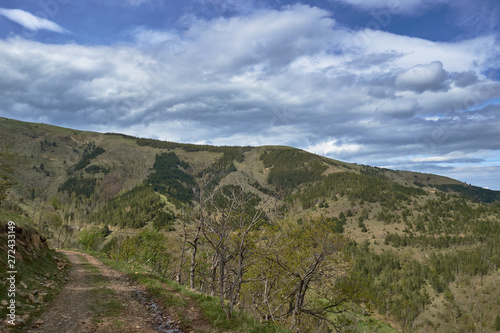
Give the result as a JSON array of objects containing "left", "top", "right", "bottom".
[{"left": 0, "top": 0, "right": 499, "bottom": 189}]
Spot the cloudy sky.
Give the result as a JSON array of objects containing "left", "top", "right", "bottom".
[{"left": 0, "top": 0, "right": 499, "bottom": 189}]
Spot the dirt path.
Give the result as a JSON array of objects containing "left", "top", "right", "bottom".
[{"left": 29, "top": 250, "right": 179, "bottom": 333}]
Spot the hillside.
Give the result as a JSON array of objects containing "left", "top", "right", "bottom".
[
  {"left": 1, "top": 117, "right": 500, "bottom": 332},
  {"left": 0, "top": 214, "right": 69, "bottom": 329}
]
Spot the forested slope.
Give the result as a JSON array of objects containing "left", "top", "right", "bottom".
[{"left": 1, "top": 117, "right": 500, "bottom": 332}]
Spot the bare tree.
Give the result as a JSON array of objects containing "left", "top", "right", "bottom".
[{"left": 201, "top": 181, "right": 282, "bottom": 318}]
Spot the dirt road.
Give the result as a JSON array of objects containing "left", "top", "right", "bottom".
[{"left": 29, "top": 250, "right": 179, "bottom": 333}]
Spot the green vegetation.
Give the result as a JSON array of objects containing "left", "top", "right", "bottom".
[
  {"left": 85, "top": 165, "right": 110, "bottom": 174},
  {"left": 432, "top": 183, "right": 500, "bottom": 203},
  {"left": 147, "top": 152, "right": 195, "bottom": 203},
  {"left": 2, "top": 118, "right": 500, "bottom": 332},
  {"left": 197, "top": 148, "right": 247, "bottom": 188},
  {"left": 260, "top": 148, "right": 327, "bottom": 190},
  {"left": 90, "top": 251, "right": 292, "bottom": 333},
  {"left": 113, "top": 133, "right": 251, "bottom": 155},
  {"left": 92, "top": 185, "right": 175, "bottom": 229},
  {"left": 73, "top": 142, "right": 105, "bottom": 171},
  {"left": 58, "top": 175, "right": 97, "bottom": 199},
  {"left": 0, "top": 148, "right": 15, "bottom": 203},
  {"left": 0, "top": 218, "right": 69, "bottom": 330},
  {"left": 99, "top": 184, "right": 364, "bottom": 332},
  {"left": 292, "top": 171, "right": 425, "bottom": 209}
]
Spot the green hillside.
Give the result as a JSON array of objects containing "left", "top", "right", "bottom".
[{"left": 1, "top": 117, "right": 500, "bottom": 332}]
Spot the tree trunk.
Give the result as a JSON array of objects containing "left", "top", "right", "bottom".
[
  {"left": 178, "top": 224, "right": 188, "bottom": 285},
  {"left": 293, "top": 279, "right": 304, "bottom": 332},
  {"left": 189, "top": 224, "right": 201, "bottom": 289},
  {"left": 189, "top": 243, "right": 198, "bottom": 289},
  {"left": 219, "top": 253, "right": 229, "bottom": 317}
]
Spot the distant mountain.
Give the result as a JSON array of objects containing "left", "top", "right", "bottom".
[{"left": 1, "top": 117, "right": 499, "bottom": 332}]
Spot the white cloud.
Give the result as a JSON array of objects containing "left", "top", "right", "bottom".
[
  {"left": 180, "top": 5, "right": 336, "bottom": 73},
  {"left": 411, "top": 150, "right": 491, "bottom": 163},
  {"left": 307, "top": 139, "right": 363, "bottom": 157},
  {"left": 0, "top": 8, "right": 68, "bottom": 33},
  {"left": 329, "top": 0, "right": 449, "bottom": 15},
  {"left": 349, "top": 30, "right": 497, "bottom": 74},
  {"left": 104, "top": 0, "right": 152, "bottom": 6},
  {"left": 395, "top": 61, "right": 449, "bottom": 93},
  {"left": 0, "top": 5, "right": 499, "bottom": 188}
]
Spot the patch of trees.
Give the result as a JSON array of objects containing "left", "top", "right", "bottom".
[
  {"left": 147, "top": 152, "right": 195, "bottom": 203},
  {"left": 359, "top": 166, "right": 388, "bottom": 179},
  {"left": 105, "top": 229, "right": 172, "bottom": 277},
  {"left": 432, "top": 183, "right": 500, "bottom": 203},
  {"left": 350, "top": 238, "right": 500, "bottom": 329},
  {"left": 84, "top": 165, "right": 110, "bottom": 174},
  {"left": 409, "top": 196, "right": 500, "bottom": 236},
  {"left": 348, "top": 241, "right": 432, "bottom": 330},
  {"left": 39, "top": 139, "right": 58, "bottom": 151},
  {"left": 196, "top": 149, "right": 246, "bottom": 189},
  {"left": 101, "top": 184, "right": 365, "bottom": 332},
  {"left": 260, "top": 149, "right": 327, "bottom": 190},
  {"left": 351, "top": 210, "right": 500, "bottom": 331},
  {"left": 107, "top": 133, "right": 251, "bottom": 157},
  {"left": 58, "top": 175, "right": 96, "bottom": 199},
  {"left": 293, "top": 172, "right": 425, "bottom": 209},
  {"left": 384, "top": 232, "right": 478, "bottom": 249},
  {"left": 92, "top": 185, "right": 175, "bottom": 229},
  {"left": 73, "top": 142, "right": 105, "bottom": 171},
  {"left": 77, "top": 225, "right": 112, "bottom": 251}
]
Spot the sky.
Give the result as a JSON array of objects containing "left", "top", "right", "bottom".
[{"left": 0, "top": 0, "right": 499, "bottom": 190}]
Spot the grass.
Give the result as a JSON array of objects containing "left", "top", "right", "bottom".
[
  {"left": 75, "top": 253, "right": 126, "bottom": 323},
  {"left": 90, "top": 299, "right": 125, "bottom": 321},
  {"left": 355, "top": 316, "right": 400, "bottom": 333},
  {"left": 87, "top": 251, "right": 290, "bottom": 333},
  {"left": 0, "top": 217, "right": 70, "bottom": 331}
]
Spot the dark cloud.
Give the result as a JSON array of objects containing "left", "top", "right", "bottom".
[{"left": 451, "top": 70, "right": 478, "bottom": 88}]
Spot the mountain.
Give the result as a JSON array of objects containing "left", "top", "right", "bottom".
[{"left": 1, "top": 117, "right": 500, "bottom": 332}]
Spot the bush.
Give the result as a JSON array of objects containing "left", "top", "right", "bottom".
[{"left": 78, "top": 226, "right": 105, "bottom": 251}]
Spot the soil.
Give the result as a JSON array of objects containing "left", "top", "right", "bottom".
[{"left": 28, "top": 250, "right": 182, "bottom": 333}]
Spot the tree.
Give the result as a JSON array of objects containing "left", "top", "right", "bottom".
[
  {"left": 78, "top": 226, "right": 105, "bottom": 251},
  {"left": 184, "top": 170, "right": 216, "bottom": 289},
  {"left": 201, "top": 182, "right": 281, "bottom": 318},
  {"left": 138, "top": 229, "right": 171, "bottom": 276},
  {"left": 246, "top": 216, "right": 362, "bottom": 332}
]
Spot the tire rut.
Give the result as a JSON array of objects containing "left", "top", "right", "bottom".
[{"left": 29, "top": 250, "right": 181, "bottom": 333}]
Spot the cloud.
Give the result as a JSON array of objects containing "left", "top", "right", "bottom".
[
  {"left": 375, "top": 98, "right": 420, "bottom": 118},
  {"left": 180, "top": 5, "right": 336, "bottom": 73},
  {"left": 307, "top": 139, "right": 363, "bottom": 157},
  {"left": 451, "top": 70, "right": 478, "bottom": 88},
  {"left": 0, "top": 8, "right": 68, "bottom": 33},
  {"left": 130, "top": 26, "right": 183, "bottom": 48},
  {"left": 104, "top": 0, "right": 152, "bottom": 6},
  {"left": 329, "top": 0, "right": 449, "bottom": 15},
  {"left": 0, "top": 5, "right": 499, "bottom": 188},
  {"left": 395, "top": 61, "right": 449, "bottom": 93},
  {"left": 411, "top": 151, "right": 487, "bottom": 164}
]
